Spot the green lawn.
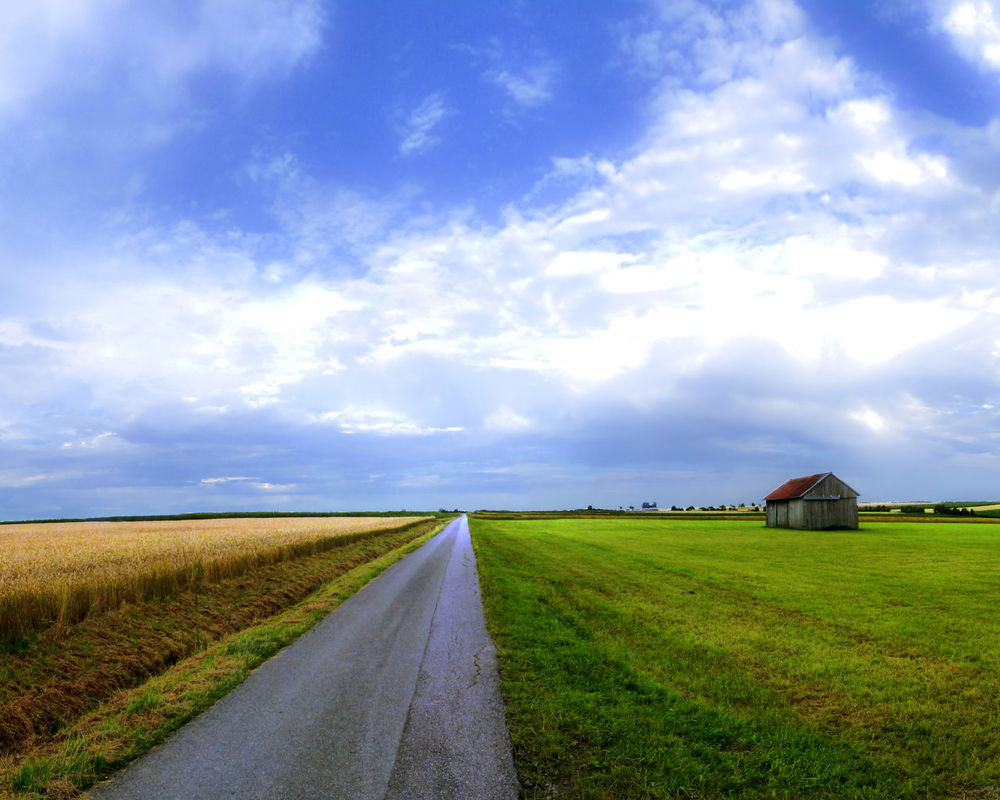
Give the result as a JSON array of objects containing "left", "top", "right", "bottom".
[{"left": 470, "top": 517, "right": 1000, "bottom": 799}]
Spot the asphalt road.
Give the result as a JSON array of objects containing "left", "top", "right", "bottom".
[{"left": 88, "top": 515, "right": 520, "bottom": 800}]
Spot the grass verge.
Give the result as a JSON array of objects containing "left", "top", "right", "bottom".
[
  {"left": 1, "top": 517, "right": 450, "bottom": 800},
  {"left": 471, "top": 516, "right": 1000, "bottom": 799}
]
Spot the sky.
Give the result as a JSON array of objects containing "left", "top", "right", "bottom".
[{"left": 2, "top": 0, "right": 1000, "bottom": 518}]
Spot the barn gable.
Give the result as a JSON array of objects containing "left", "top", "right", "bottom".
[{"left": 765, "top": 472, "right": 859, "bottom": 530}]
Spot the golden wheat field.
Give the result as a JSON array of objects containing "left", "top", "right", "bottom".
[{"left": 0, "top": 516, "right": 425, "bottom": 639}]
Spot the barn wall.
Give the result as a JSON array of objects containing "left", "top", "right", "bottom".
[
  {"left": 766, "top": 501, "right": 789, "bottom": 527},
  {"left": 787, "top": 498, "right": 807, "bottom": 528},
  {"left": 767, "top": 497, "right": 858, "bottom": 529},
  {"left": 810, "top": 473, "right": 859, "bottom": 500},
  {"left": 796, "top": 499, "right": 858, "bottom": 530},
  {"left": 842, "top": 499, "right": 859, "bottom": 529}
]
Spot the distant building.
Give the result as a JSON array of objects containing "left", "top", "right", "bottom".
[{"left": 764, "top": 472, "right": 859, "bottom": 530}]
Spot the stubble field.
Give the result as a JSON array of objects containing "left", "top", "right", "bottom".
[{"left": 471, "top": 516, "right": 1000, "bottom": 799}]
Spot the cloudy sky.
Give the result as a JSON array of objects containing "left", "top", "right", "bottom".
[{"left": 2, "top": 0, "right": 999, "bottom": 518}]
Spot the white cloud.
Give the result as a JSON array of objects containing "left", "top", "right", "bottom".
[
  {"left": 0, "top": 0, "right": 107, "bottom": 115},
  {"left": 937, "top": 0, "right": 1000, "bottom": 70},
  {"left": 487, "top": 62, "right": 556, "bottom": 107},
  {"left": 398, "top": 92, "right": 450, "bottom": 155},
  {"left": 600, "top": 261, "right": 695, "bottom": 294},
  {"left": 485, "top": 407, "right": 534, "bottom": 433},
  {"left": 855, "top": 147, "right": 949, "bottom": 185},
  {"left": 396, "top": 473, "right": 445, "bottom": 489},
  {"left": 188, "top": 0, "right": 325, "bottom": 82},
  {"left": 60, "top": 432, "right": 119, "bottom": 450},
  {"left": 6, "top": 1, "right": 991, "bottom": 415},
  {"left": 0, "top": 0, "right": 324, "bottom": 119},
  {"left": 547, "top": 251, "right": 638, "bottom": 278},
  {"left": 851, "top": 405, "right": 886, "bottom": 432},
  {"left": 319, "top": 408, "right": 463, "bottom": 436},
  {"left": 253, "top": 482, "right": 297, "bottom": 491},
  {"left": 0, "top": 471, "right": 56, "bottom": 489},
  {"left": 463, "top": 39, "right": 557, "bottom": 110},
  {"left": 831, "top": 98, "right": 891, "bottom": 133}
]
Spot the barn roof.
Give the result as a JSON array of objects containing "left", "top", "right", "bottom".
[{"left": 765, "top": 473, "right": 831, "bottom": 501}]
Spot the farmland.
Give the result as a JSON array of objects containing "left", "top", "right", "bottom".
[
  {"left": 471, "top": 516, "right": 1000, "bottom": 798},
  {"left": 0, "top": 516, "right": 422, "bottom": 640},
  {"left": 0, "top": 515, "right": 448, "bottom": 799}
]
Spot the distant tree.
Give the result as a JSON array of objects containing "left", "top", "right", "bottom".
[
  {"left": 935, "top": 505, "right": 975, "bottom": 517},
  {"left": 588, "top": 504, "right": 594, "bottom": 511},
  {"left": 934, "top": 504, "right": 963, "bottom": 516}
]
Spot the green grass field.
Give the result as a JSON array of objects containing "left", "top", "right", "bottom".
[{"left": 470, "top": 517, "right": 1000, "bottom": 799}]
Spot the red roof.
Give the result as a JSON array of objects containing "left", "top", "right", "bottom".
[{"left": 765, "top": 473, "right": 830, "bottom": 501}]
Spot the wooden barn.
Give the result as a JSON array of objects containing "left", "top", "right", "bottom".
[{"left": 765, "top": 472, "right": 859, "bottom": 530}]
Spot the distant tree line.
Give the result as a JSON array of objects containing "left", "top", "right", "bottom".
[
  {"left": 932, "top": 504, "right": 977, "bottom": 516},
  {"left": 591, "top": 503, "right": 767, "bottom": 513},
  {"left": 864, "top": 504, "right": 979, "bottom": 516},
  {"left": 665, "top": 505, "right": 762, "bottom": 512}
]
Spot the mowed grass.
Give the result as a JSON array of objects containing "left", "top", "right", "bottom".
[
  {"left": 470, "top": 517, "right": 1000, "bottom": 799},
  {"left": 0, "top": 516, "right": 425, "bottom": 640}
]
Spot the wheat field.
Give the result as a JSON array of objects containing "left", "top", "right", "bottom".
[{"left": 0, "top": 516, "right": 425, "bottom": 639}]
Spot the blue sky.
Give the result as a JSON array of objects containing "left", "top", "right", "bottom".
[{"left": 2, "top": 0, "right": 1000, "bottom": 518}]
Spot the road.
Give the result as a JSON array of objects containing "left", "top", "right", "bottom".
[{"left": 88, "top": 515, "right": 520, "bottom": 800}]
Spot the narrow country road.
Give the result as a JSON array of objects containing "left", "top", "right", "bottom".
[{"left": 88, "top": 515, "right": 520, "bottom": 800}]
